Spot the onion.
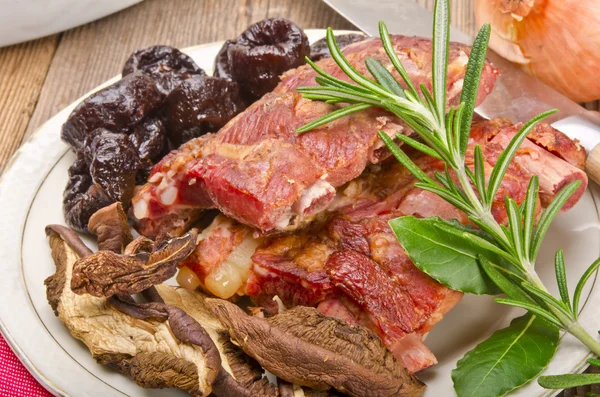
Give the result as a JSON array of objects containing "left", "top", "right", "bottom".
[{"left": 475, "top": 0, "right": 600, "bottom": 102}]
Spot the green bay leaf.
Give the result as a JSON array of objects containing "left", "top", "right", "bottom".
[
  {"left": 452, "top": 314, "right": 559, "bottom": 397},
  {"left": 389, "top": 216, "right": 501, "bottom": 295}
]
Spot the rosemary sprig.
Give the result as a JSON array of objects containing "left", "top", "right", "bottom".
[
  {"left": 539, "top": 357, "right": 600, "bottom": 390},
  {"left": 295, "top": 0, "right": 600, "bottom": 377}
]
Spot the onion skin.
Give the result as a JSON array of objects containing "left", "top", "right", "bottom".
[{"left": 475, "top": 0, "right": 600, "bottom": 102}]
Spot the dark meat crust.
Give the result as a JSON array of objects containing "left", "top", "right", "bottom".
[{"left": 247, "top": 254, "right": 334, "bottom": 312}]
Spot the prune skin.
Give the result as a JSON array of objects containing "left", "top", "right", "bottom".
[
  {"left": 309, "top": 33, "right": 365, "bottom": 62},
  {"left": 122, "top": 45, "right": 205, "bottom": 96},
  {"left": 164, "top": 76, "right": 245, "bottom": 146},
  {"left": 227, "top": 18, "right": 310, "bottom": 101},
  {"left": 84, "top": 130, "right": 140, "bottom": 206},
  {"left": 131, "top": 117, "right": 169, "bottom": 182},
  {"left": 63, "top": 150, "right": 114, "bottom": 232},
  {"left": 213, "top": 40, "right": 233, "bottom": 80},
  {"left": 136, "top": 160, "right": 155, "bottom": 185},
  {"left": 131, "top": 117, "right": 168, "bottom": 162},
  {"left": 61, "top": 72, "right": 162, "bottom": 150}
]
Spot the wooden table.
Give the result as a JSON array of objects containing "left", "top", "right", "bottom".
[{"left": 0, "top": 0, "right": 597, "bottom": 396}]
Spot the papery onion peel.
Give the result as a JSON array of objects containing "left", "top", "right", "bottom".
[{"left": 475, "top": 0, "right": 600, "bottom": 102}]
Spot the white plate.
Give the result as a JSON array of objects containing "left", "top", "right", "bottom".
[
  {"left": 0, "top": 30, "right": 598, "bottom": 397},
  {"left": 0, "top": 0, "right": 142, "bottom": 47}
]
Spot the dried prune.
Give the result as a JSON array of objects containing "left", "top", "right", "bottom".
[
  {"left": 217, "top": 18, "right": 310, "bottom": 102},
  {"left": 136, "top": 161, "right": 154, "bottom": 185},
  {"left": 63, "top": 150, "right": 114, "bottom": 232},
  {"left": 213, "top": 40, "right": 233, "bottom": 80},
  {"left": 84, "top": 129, "right": 140, "bottom": 206},
  {"left": 123, "top": 45, "right": 205, "bottom": 96},
  {"left": 130, "top": 117, "right": 168, "bottom": 162},
  {"left": 164, "top": 76, "right": 245, "bottom": 146},
  {"left": 130, "top": 117, "right": 168, "bottom": 182},
  {"left": 309, "top": 33, "right": 365, "bottom": 62},
  {"left": 61, "top": 72, "right": 162, "bottom": 150}
]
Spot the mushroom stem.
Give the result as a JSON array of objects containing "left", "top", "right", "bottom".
[{"left": 45, "top": 225, "right": 93, "bottom": 257}]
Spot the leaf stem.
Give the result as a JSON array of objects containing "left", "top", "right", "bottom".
[
  {"left": 525, "top": 268, "right": 545, "bottom": 290},
  {"left": 452, "top": 161, "right": 600, "bottom": 356},
  {"left": 526, "top": 274, "right": 600, "bottom": 357},
  {"left": 453, "top": 161, "right": 510, "bottom": 249},
  {"left": 566, "top": 322, "right": 600, "bottom": 357}
]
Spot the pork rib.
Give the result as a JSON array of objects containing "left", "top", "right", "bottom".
[
  {"left": 131, "top": 35, "right": 499, "bottom": 236},
  {"left": 177, "top": 119, "right": 587, "bottom": 373}
]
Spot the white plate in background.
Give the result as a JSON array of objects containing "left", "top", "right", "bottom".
[
  {"left": 0, "top": 0, "right": 141, "bottom": 47},
  {"left": 0, "top": 30, "right": 598, "bottom": 396}
]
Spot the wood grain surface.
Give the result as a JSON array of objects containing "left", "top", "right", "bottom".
[
  {"left": 0, "top": 35, "right": 58, "bottom": 173},
  {"left": 0, "top": 0, "right": 597, "bottom": 395}
]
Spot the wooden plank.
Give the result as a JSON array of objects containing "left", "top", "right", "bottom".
[
  {"left": 25, "top": 0, "right": 354, "bottom": 137},
  {"left": 0, "top": 35, "right": 59, "bottom": 172},
  {"left": 266, "top": 0, "right": 356, "bottom": 29}
]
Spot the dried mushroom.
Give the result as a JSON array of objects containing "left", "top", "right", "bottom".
[
  {"left": 278, "top": 379, "right": 344, "bottom": 397},
  {"left": 206, "top": 300, "right": 426, "bottom": 397},
  {"left": 152, "top": 285, "right": 278, "bottom": 397},
  {"left": 109, "top": 289, "right": 278, "bottom": 397},
  {"left": 70, "top": 229, "right": 198, "bottom": 297},
  {"left": 88, "top": 202, "right": 133, "bottom": 253},
  {"left": 44, "top": 225, "right": 219, "bottom": 396},
  {"left": 124, "top": 236, "right": 155, "bottom": 255},
  {"left": 45, "top": 224, "right": 280, "bottom": 396}
]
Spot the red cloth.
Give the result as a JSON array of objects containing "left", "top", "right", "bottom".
[{"left": 0, "top": 333, "right": 52, "bottom": 397}]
